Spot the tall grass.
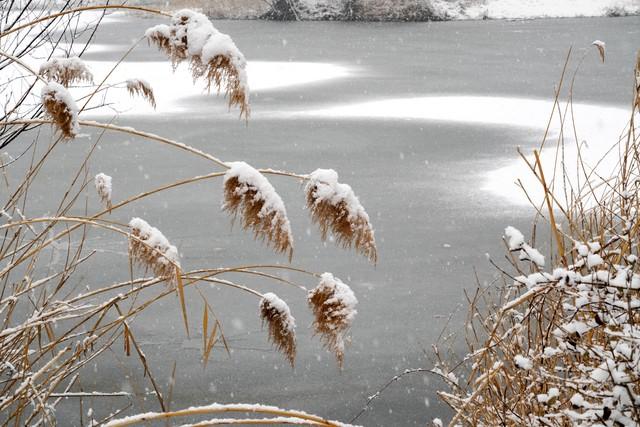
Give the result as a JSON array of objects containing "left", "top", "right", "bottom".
[
  {"left": 0, "top": 4, "right": 374, "bottom": 425},
  {"left": 435, "top": 49, "right": 640, "bottom": 426}
]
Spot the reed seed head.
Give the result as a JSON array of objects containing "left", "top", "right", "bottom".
[
  {"left": 591, "top": 40, "right": 605, "bottom": 63},
  {"left": 305, "top": 169, "right": 377, "bottom": 263},
  {"left": 41, "top": 82, "right": 80, "bottom": 139},
  {"left": 223, "top": 162, "right": 294, "bottom": 260},
  {"left": 259, "top": 292, "right": 296, "bottom": 366},
  {"left": 129, "top": 218, "right": 180, "bottom": 285},
  {"left": 39, "top": 57, "right": 93, "bottom": 87},
  {"left": 126, "top": 79, "right": 156, "bottom": 109},
  {"left": 145, "top": 9, "right": 249, "bottom": 118},
  {"left": 94, "top": 173, "right": 112, "bottom": 209},
  {"left": 307, "top": 272, "right": 358, "bottom": 367}
]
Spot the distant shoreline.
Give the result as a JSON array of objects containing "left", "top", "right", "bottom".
[{"left": 125, "top": 0, "right": 640, "bottom": 21}]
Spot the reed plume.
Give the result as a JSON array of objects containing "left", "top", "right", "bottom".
[
  {"left": 307, "top": 273, "right": 358, "bottom": 367},
  {"left": 223, "top": 162, "right": 294, "bottom": 260},
  {"left": 126, "top": 78, "right": 156, "bottom": 109},
  {"left": 259, "top": 292, "right": 297, "bottom": 366},
  {"left": 129, "top": 217, "right": 180, "bottom": 284},
  {"left": 592, "top": 40, "right": 606, "bottom": 63},
  {"left": 305, "top": 169, "right": 377, "bottom": 263},
  {"left": 41, "top": 81, "right": 80, "bottom": 139},
  {"left": 94, "top": 173, "right": 113, "bottom": 209},
  {"left": 145, "top": 9, "right": 249, "bottom": 118},
  {"left": 39, "top": 56, "right": 93, "bottom": 87}
]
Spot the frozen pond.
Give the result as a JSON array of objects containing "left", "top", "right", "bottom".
[{"left": 10, "top": 14, "right": 640, "bottom": 425}]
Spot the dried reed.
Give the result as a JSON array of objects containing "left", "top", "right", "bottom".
[
  {"left": 435, "top": 49, "right": 640, "bottom": 426},
  {"left": 41, "top": 82, "right": 80, "bottom": 139},
  {"left": 223, "top": 162, "right": 294, "bottom": 259},
  {"left": 305, "top": 169, "right": 377, "bottom": 263},
  {"left": 0, "top": 5, "right": 370, "bottom": 425},
  {"left": 126, "top": 78, "right": 156, "bottom": 108},
  {"left": 128, "top": 217, "right": 181, "bottom": 284},
  {"left": 308, "top": 272, "right": 358, "bottom": 367},
  {"left": 259, "top": 292, "right": 297, "bottom": 366},
  {"left": 145, "top": 9, "right": 249, "bottom": 118},
  {"left": 39, "top": 56, "right": 93, "bottom": 87},
  {"left": 95, "top": 172, "right": 113, "bottom": 209}
]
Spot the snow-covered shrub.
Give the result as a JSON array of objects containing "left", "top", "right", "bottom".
[{"left": 436, "top": 50, "right": 640, "bottom": 426}]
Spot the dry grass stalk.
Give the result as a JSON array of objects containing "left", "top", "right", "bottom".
[
  {"left": 223, "top": 162, "right": 294, "bottom": 259},
  {"left": 40, "top": 81, "right": 80, "bottom": 139},
  {"left": 305, "top": 169, "right": 377, "bottom": 263},
  {"left": 145, "top": 9, "right": 249, "bottom": 118},
  {"left": 38, "top": 56, "right": 93, "bottom": 87},
  {"left": 259, "top": 292, "right": 297, "bottom": 366},
  {"left": 307, "top": 272, "right": 358, "bottom": 367},
  {"left": 126, "top": 78, "right": 156, "bottom": 109},
  {"left": 128, "top": 217, "right": 181, "bottom": 285},
  {"left": 635, "top": 50, "right": 640, "bottom": 110}
]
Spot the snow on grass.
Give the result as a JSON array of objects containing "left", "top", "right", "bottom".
[
  {"left": 514, "top": 354, "right": 533, "bottom": 370},
  {"left": 504, "top": 226, "right": 524, "bottom": 250}
]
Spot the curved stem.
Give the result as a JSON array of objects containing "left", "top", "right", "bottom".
[
  {"left": 103, "top": 404, "right": 340, "bottom": 427},
  {"left": 0, "top": 49, "right": 48, "bottom": 84},
  {"left": 79, "top": 37, "right": 146, "bottom": 114},
  {"left": 0, "top": 5, "right": 172, "bottom": 39},
  {"left": 0, "top": 119, "right": 310, "bottom": 179}
]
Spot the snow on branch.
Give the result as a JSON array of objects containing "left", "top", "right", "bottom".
[{"left": 504, "top": 226, "right": 544, "bottom": 267}]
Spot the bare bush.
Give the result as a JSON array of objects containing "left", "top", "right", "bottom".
[{"left": 435, "top": 49, "right": 640, "bottom": 426}]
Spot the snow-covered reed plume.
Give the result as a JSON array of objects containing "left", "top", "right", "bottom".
[
  {"left": 223, "top": 162, "right": 294, "bottom": 259},
  {"left": 145, "top": 9, "right": 249, "bottom": 118},
  {"left": 41, "top": 81, "right": 79, "bottom": 139},
  {"left": 259, "top": 292, "right": 297, "bottom": 366},
  {"left": 126, "top": 78, "right": 156, "bottom": 109},
  {"left": 129, "top": 218, "right": 180, "bottom": 283},
  {"left": 592, "top": 40, "right": 606, "bottom": 63},
  {"left": 94, "top": 173, "right": 112, "bottom": 209},
  {"left": 305, "top": 169, "right": 377, "bottom": 263},
  {"left": 39, "top": 56, "right": 93, "bottom": 87},
  {"left": 307, "top": 272, "right": 358, "bottom": 366}
]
